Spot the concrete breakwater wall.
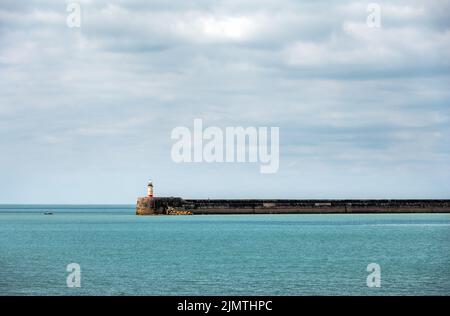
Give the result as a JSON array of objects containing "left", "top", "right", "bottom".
[{"left": 136, "top": 197, "right": 450, "bottom": 215}]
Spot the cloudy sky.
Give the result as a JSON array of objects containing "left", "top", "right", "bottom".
[{"left": 1, "top": 0, "right": 449, "bottom": 203}]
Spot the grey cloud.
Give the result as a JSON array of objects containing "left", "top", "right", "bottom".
[{"left": 0, "top": 0, "right": 449, "bottom": 202}]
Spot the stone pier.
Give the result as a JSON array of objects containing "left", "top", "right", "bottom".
[{"left": 136, "top": 197, "right": 450, "bottom": 215}]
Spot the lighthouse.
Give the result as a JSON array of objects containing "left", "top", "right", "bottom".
[{"left": 147, "top": 181, "right": 154, "bottom": 198}]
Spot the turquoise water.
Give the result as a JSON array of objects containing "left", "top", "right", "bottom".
[{"left": 0, "top": 206, "right": 449, "bottom": 295}]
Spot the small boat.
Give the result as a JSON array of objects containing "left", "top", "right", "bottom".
[{"left": 44, "top": 211, "right": 53, "bottom": 215}]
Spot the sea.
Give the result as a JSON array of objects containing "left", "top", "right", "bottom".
[{"left": 0, "top": 205, "right": 449, "bottom": 295}]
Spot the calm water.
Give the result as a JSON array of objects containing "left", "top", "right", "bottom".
[{"left": 0, "top": 205, "right": 449, "bottom": 295}]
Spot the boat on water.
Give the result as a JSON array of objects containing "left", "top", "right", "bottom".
[{"left": 44, "top": 212, "right": 53, "bottom": 215}]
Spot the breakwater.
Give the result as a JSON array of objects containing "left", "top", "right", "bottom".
[{"left": 136, "top": 197, "right": 450, "bottom": 215}]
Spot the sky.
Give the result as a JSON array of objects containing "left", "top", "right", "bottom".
[{"left": 0, "top": 0, "right": 449, "bottom": 203}]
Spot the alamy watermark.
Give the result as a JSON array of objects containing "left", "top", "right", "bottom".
[
  {"left": 62, "top": 262, "right": 381, "bottom": 289},
  {"left": 66, "top": 263, "right": 81, "bottom": 288},
  {"left": 366, "top": 263, "right": 381, "bottom": 288},
  {"left": 366, "top": 3, "right": 381, "bottom": 28},
  {"left": 66, "top": 3, "right": 81, "bottom": 28},
  {"left": 171, "top": 119, "right": 279, "bottom": 173}
]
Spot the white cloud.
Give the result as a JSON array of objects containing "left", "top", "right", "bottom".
[{"left": 175, "top": 14, "right": 259, "bottom": 42}]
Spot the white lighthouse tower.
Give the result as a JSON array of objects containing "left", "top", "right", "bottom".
[{"left": 147, "top": 181, "right": 154, "bottom": 199}]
